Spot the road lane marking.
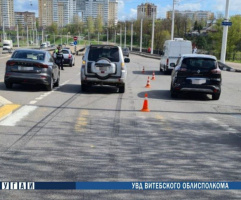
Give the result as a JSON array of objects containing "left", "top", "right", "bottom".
[
  {"left": 0, "top": 105, "right": 37, "bottom": 126},
  {"left": 75, "top": 110, "right": 89, "bottom": 133},
  {"left": 0, "top": 104, "right": 21, "bottom": 120},
  {"left": 208, "top": 117, "right": 238, "bottom": 134},
  {"left": 29, "top": 101, "right": 37, "bottom": 105},
  {"left": 0, "top": 96, "right": 13, "bottom": 105}
]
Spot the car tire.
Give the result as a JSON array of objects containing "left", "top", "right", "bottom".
[
  {"left": 5, "top": 82, "right": 13, "bottom": 89},
  {"left": 119, "top": 84, "right": 125, "bottom": 93},
  {"left": 81, "top": 84, "right": 88, "bottom": 92},
  {"left": 160, "top": 64, "right": 163, "bottom": 72},
  {"left": 69, "top": 62, "right": 73, "bottom": 67},
  {"left": 170, "top": 85, "right": 178, "bottom": 98},
  {"left": 46, "top": 76, "right": 53, "bottom": 91},
  {"left": 212, "top": 93, "right": 220, "bottom": 100},
  {"left": 54, "top": 73, "right": 60, "bottom": 87}
]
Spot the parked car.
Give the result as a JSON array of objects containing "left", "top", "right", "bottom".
[
  {"left": 70, "top": 42, "right": 74, "bottom": 46},
  {"left": 81, "top": 45, "right": 130, "bottom": 93},
  {"left": 4, "top": 49, "right": 60, "bottom": 91},
  {"left": 170, "top": 54, "right": 222, "bottom": 100},
  {"left": 160, "top": 38, "right": 192, "bottom": 74},
  {"left": 61, "top": 48, "right": 75, "bottom": 67},
  {"left": 40, "top": 43, "right": 47, "bottom": 49},
  {"left": 122, "top": 47, "right": 130, "bottom": 57}
]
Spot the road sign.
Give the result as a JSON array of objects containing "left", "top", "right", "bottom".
[
  {"left": 222, "top": 21, "right": 232, "bottom": 26},
  {"left": 74, "top": 41, "right": 77, "bottom": 45},
  {"left": 74, "top": 36, "right": 78, "bottom": 41}
]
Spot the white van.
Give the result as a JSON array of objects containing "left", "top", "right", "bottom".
[
  {"left": 160, "top": 38, "right": 192, "bottom": 74},
  {"left": 3, "top": 40, "right": 13, "bottom": 53}
]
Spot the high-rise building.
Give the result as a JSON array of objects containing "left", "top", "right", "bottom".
[
  {"left": 15, "top": 12, "right": 36, "bottom": 29},
  {"left": 109, "top": 0, "right": 118, "bottom": 26},
  {"left": 166, "top": 10, "right": 214, "bottom": 21},
  {"left": 38, "top": 0, "right": 53, "bottom": 27},
  {"left": 83, "top": 0, "right": 118, "bottom": 26},
  {"left": 137, "top": 3, "right": 157, "bottom": 20},
  {"left": 0, "top": 0, "right": 15, "bottom": 28}
]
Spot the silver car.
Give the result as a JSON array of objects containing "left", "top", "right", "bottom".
[
  {"left": 81, "top": 45, "right": 130, "bottom": 93},
  {"left": 4, "top": 49, "right": 60, "bottom": 91},
  {"left": 61, "top": 48, "right": 75, "bottom": 67},
  {"left": 122, "top": 47, "right": 130, "bottom": 57}
]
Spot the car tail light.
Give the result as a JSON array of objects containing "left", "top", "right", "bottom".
[
  {"left": 35, "top": 63, "right": 48, "bottom": 68},
  {"left": 121, "top": 62, "right": 125, "bottom": 70},
  {"left": 166, "top": 59, "right": 169, "bottom": 66},
  {"left": 211, "top": 68, "right": 221, "bottom": 74},
  {"left": 68, "top": 54, "right": 72, "bottom": 58},
  {"left": 6, "top": 61, "right": 15, "bottom": 66}
]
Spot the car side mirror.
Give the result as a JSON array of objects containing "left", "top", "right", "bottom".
[
  {"left": 124, "top": 58, "right": 130, "bottom": 63},
  {"left": 170, "top": 63, "right": 176, "bottom": 67}
]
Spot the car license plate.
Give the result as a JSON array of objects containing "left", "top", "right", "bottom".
[
  {"left": 18, "top": 66, "right": 34, "bottom": 71},
  {"left": 192, "top": 79, "right": 206, "bottom": 85},
  {"left": 98, "top": 67, "right": 107, "bottom": 71}
]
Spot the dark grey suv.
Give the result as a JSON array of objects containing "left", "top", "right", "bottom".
[{"left": 170, "top": 54, "right": 222, "bottom": 100}]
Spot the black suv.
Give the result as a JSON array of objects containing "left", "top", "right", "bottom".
[{"left": 170, "top": 54, "right": 222, "bottom": 100}]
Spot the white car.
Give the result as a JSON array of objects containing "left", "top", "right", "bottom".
[{"left": 81, "top": 45, "right": 130, "bottom": 93}]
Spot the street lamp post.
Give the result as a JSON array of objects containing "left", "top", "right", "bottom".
[
  {"left": 140, "top": 18, "right": 143, "bottom": 52},
  {"left": 106, "top": 28, "right": 109, "bottom": 44},
  {"left": 151, "top": 12, "right": 155, "bottom": 54},
  {"left": 124, "top": 23, "right": 126, "bottom": 48},
  {"left": 131, "top": 22, "right": 133, "bottom": 51},
  {"left": 220, "top": 0, "right": 230, "bottom": 63},
  {"left": 171, "top": 0, "right": 176, "bottom": 40}
]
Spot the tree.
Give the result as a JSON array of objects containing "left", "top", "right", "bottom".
[
  {"left": 87, "top": 16, "right": 94, "bottom": 34},
  {"left": 96, "top": 15, "right": 103, "bottom": 33}
]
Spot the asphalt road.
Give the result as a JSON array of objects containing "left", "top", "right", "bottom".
[{"left": 0, "top": 52, "right": 241, "bottom": 199}]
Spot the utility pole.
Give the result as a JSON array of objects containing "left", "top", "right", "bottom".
[
  {"left": 171, "top": 0, "right": 177, "bottom": 40},
  {"left": 151, "top": 13, "right": 155, "bottom": 54},
  {"left": 220, "top": 0, "right": 230, "bottom": 63},
  {"left": 140, "top": 18, "right": 143, "bottom": 52},
  {"left": 120, "top": 27, "right": 122, "bottom": 47},
  {"left": 27, "top": 26, "right": 29, "bottom": 47},
  {"left": 114, "top": 29, "right": 116, "bottom": 44},
  {"left": 3, "top": 20, "right": 5, "bottom": 40},
  {"left": 17, "top": 24, "right": 19, "bottom": 47},
  {"left": 131, "top": 22, "right": 133, "bottom": 51},
  {"left": 124, "top": 23, "right": 126, "bottom": 48}
]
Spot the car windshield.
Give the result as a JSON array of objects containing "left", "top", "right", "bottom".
[
  {"left": 3, "top": 44, "right": 10, "bottom": 46},
  {"left": 62, "top": 50, "right": 69, "bottom": 54},
  {"left": 12, "top": 51, "right": 45, "bottom": 61},
  {"left": 182, "top": 58, "right": 216, "bottom": 69},
  {"left": 88, "top": 46, "right": 119, "bottom": 62}
]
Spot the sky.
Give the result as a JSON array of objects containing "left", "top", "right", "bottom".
[{"left": 14, "top": 0, "right": 241, "bottom": 21}]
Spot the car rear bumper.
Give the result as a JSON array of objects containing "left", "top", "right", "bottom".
[
  {"left": 173, "top": 84, "right": 221, "bottom": 94},
  {"left": 63, "top": 59, "right": 72, "bottom": 64},
  {"left": 4, "top": 73, "right": 50, "bottom": 85}
]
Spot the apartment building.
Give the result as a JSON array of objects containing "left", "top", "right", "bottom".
[
  {"left": 137, "top": 3, "right": 157, "bottom": 20},
  {"left": 0, "top": 0, "right": 15, "bottom": 28},
  {"left": 38, "top": 0, "right": 53, "bottom": 27},
  {"left": 15, "top": 12, "right": 36, "bottom": 29},
  {"left": 166, "top": 10, "right": 214, "bottom": 21},
  {"left": 109, "top": 0, "right": 118, "bottom": 26}
]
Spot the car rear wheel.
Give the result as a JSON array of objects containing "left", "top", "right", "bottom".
[
  {"left": 54, "top": 73, "right": 60, "bottom": 87},
  {"left": 119, "top": 84, "right": 125, "bottom": 93},
  {"left": 69, "top": 62, "right": 73, "bottom": 67},
  {"left": 46, "top": 76, "right": 53, "bottom": 91},
  {"left": 81, "top": 83, "right": 89, "bottom": 92},
  {"left": 5, "top": 82, "right": 13, "bottom": 89},
  {"left": 170, "top": 85, "right": 178, "bottom": 98},
  {"left": 212, "top": 93, "right": 220, "bottom": 100}
]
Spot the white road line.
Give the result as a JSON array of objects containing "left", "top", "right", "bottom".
[
  {"left": 0, "top": 96, "right": 13, "bottom": 105},
  {"left": 29, "top": 101, "right": 37, "bottom": 105},
  {"left": 209, "top": 117, "right": 239, "bottom": 134},
  {"left": 0, "top": 105, "right": 37, "bottom": 126}
]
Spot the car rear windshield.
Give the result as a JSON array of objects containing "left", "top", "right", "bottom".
[
  {"left": 181, "top": 58, "right": 217, "bottom": 69},
  {"left": 12, "top": 51, "right": 46, "bottom": 61},
  {"left": 3, "top": 44, "right": 10, "bottom": 46},
  {"left": 88, "top": 46, "right": 119, "bottom": 62},
  {"left": 62, "top": 50, "right": 69, "bottom": 54}
]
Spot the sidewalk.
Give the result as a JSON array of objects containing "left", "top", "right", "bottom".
[{"left": 225, "top": 62, "right": 241, "bottom": 71}]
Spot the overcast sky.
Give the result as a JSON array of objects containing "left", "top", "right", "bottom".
[{"left": 14, "top": 0, "right": 241, "bottom": 20}]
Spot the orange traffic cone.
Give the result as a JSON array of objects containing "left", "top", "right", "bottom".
[
  {"left": 141, "top": 93, "right": 150, "bottom": 112},
  {"left": 145, "top": 77, "right": 151, "bottom": 88},
  {"left": 151, "top": 71, "right": 156, "bottom": 80},
  {"left": 142, "top": 66, "right": 145, "bottom": 74}
]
